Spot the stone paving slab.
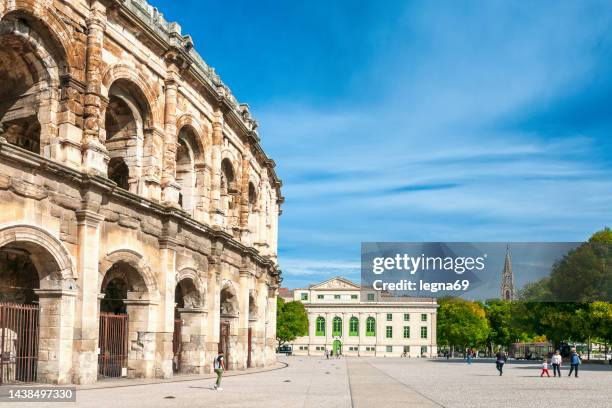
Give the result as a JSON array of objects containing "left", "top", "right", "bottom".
[
  {"left": 347, "top": 359, "right": 440, "bottom": 407},
  {"left": 2, "top": 357, "right": 610, "bottom": 408}
]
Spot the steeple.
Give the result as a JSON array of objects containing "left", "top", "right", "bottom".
[{"left": 501, "top": 245, "right": 515, "bottom": 300}]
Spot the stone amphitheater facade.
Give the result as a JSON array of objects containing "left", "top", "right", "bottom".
[{"left": 0, "top": 0, "right": 283, "bottom": 384}]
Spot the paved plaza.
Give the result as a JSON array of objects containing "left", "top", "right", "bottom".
[{"left": 4, "top": 356, "right": 611, "bottom": 408}]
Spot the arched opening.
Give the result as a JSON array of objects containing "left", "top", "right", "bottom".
[
  {"left": 99, "top": 259, "right": 151, "bottom": 379},
  {"left": 104, "top": 79, "right": 150, "bottom": 194},
  {"left": 175, "top": 126, "right": 203, "bottom": 213},
  {"left": 366, "top": 316, "right": 376, "bottom": 337},
  {"left": 0, "top": 14, "right": 66, "bottom": 155},
  {"left": 220, "top": 158, "right": 237, "bottom": 229},
  {"left": 173, "top": 277, "right": 203, "bottom": 373},
  {"left": 107, "top": 157, "right": 129, "bottom": 190},
  {"left": 0, "top": 238, "right": 69, "bottom": 384},
  {"left": 315, "top": 316, "right": 325, "bottom": 336},
  {"left": 332, "top": 316, "right": 342, "bottom": 337},
  {"left": 349, "top": 316, "right": 359, "bottom": 336},
  {"left": 219, "top": 282, "right": 239, "bottom": 370}
]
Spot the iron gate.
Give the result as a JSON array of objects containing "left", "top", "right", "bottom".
[
  {"left": 219, "top": 321, "right": 230, "bottom": 370},
  {"left": 0, "top": 302, "right": 39, "bottom": 384},
  {"left": 247, "top": 327, "right": 252, "bottom": 368},
  {"left": 98, "top": 312, "right": 128, "bottom": 379},
  {"left": 172, "top": 318, "right": 182, "bottom": 373}
]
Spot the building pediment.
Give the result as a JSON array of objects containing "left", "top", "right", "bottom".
[{"left": 310, "top": 276, "right": 360, "bottom": 290}]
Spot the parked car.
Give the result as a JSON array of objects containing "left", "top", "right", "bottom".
[{"left": 276, "top": 345, "right": 293, "bottom": 355}]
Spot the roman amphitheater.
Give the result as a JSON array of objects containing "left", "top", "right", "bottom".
[{"left": 0, "top": 0, "right": 282, "bottom": 385}]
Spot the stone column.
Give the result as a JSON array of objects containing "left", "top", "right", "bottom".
[
  {"left": 82, "top": 0, "right": 109, "bottom": 175},
  {"left": 237, "top": 268, "right": 250, "bottom": 370},
  {"left": 204, "top": 254, "right": 222, "bottom": 373},
  {"left": 358, "top": 312, "right": 364, "bottom": 357},
  {"left": 34, "top": 289, "right": 77, "bottom": 384},
  {"left": 156, "top": 234, "right": 178, "bottom": 379},
  {"left": 57, "top": 76, "right": 86, "bottom": 169},
  {"left": 264, "top": 285, "right": 278, "bottom": 365},
  {"left": 238, "top": 149, "right": 251, "bottom": 234},
  {"left": 73, "top": 209, "right": 104, "bottom": 384},
  {"left": 142, "top": 126, "right": 163, "bottom": 202},
  {"left": 209, "top": 110, "right": 223, "bottom": 225},
  {"left": 177, "top": 308, "right": 208, "bottom": 374},
  {"left": 430, "top": 310, "right": 437, "bottom": 357},
  {"left": 124, "top": 293, "right": 158, "bottom": 379},
  {"left": 161, "top": 63, "right": 180, "bottom": 206}
]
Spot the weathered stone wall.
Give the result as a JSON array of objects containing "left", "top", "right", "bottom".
[{"left": 0, "top": 0, "right": 282, "bottom": 385}]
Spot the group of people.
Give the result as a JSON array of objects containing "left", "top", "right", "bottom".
[
  {"left": 324, "top": 349, "right": 342, "bottom": 359},
  {"left": 540, "top": 348, "right": 582, "bottom": 378},
  {"left": 493, "top": 347, "right": 582, "bottom": 378}
]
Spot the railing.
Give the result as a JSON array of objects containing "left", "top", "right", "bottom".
[
  {"left": 98, "top": 313, "right": 129, "bottom": 379},
  {"left": 0, "top": 303, "right": 39, "bottom": 384}
]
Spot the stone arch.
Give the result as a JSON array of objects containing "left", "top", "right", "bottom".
[
  {"left": 176, "top": 114, "right": 208, "bottom": 160},
  {"left": 220, "top": 280, "right": 239, "bottom": 316},
  {"left": 99, "top": 249, "right": 157, "bottom": 293},
  {"left": 176, "top": 267, "right": 205, "bottom": 308},
  {"left": 102, "top": 64, "right": 161, "bottom": 127},
  {"left": 0, "top": 12, "right": 70, "bottom": 156},
  {"left": 0, "top": 4, "right": 78, "bottom": 77},
  {"left": 0, "top": 224, "right": 76, "bottom": 284}
]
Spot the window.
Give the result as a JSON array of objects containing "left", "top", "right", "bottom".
[
  {"left": 386, "top": 326, "right": 393, "bottom": 338},
  {"left": 403, "top": 345, "right": 410, "bottom": 353},
  {"left": 351, "top": 294, "right": 358, "bottom": 299},
  {"left": 299, "top": 346, "right": 307, "bottom": 350},
  {"left": 365, "top": 346, "right": 375, "bottom": 352},
  {"left": 349, "top": 346, "right": 358, "bottom": 351},
  {"left": 349, "top": 317, "right": 359, "bottom": 336},
  {"left": 421, "top": 313, "right": 428, "bottom": 322},
  {"left": 420, "top": 326, "right": 428, "bottom": 339},
  {"left": 403, "top": 313, "right": 410, "bottom": 321},
  {"left": 317, "top": 294, "right": 324, "bottom": 300},
  {"left": 386, "top": 346, "right": 393, "bottom": 353},
  {"left": 316, "top": 317, "right": 325, "bottom": 336},
  {"left": 421, "top": 346, "right": 428, "bottom": 355},
  {"left": 334, "top": 294, "right": 341, "bottom": 300},
  {"left": 403, "top": 326, "right": 410, "bottom": 338},
  {"left": 301, "top": 292, "right": 308, "bottom": 301},
  {"left": 386, "top": 313, "right": 393, "bottom": 321},
  {"left": 366, "top": 317, "right": 376, "bottom": 336},
  {"left": 367, "top": 293, "right": 375, "bottom": 301},
  {"left": 332, "top": 317, "right": 342, "bottom": 336}
]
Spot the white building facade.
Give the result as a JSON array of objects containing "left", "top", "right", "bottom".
[{"left": 291, "top": 277, "right": 438, "bottom": 357}]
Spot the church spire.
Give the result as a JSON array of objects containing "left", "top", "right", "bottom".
[{"left": 501, "top": 244, "right": 515, "bottom": 300}]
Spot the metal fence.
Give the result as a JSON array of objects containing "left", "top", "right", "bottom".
[
  {"left": 0, "top": 302, "right": 39, "bottom": 384},
  {"left": 98, "top": 313, "right": 129, "bottom": 379}
]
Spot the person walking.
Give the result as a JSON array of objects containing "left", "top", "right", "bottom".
[
  {"left": 467, "top": 349, "right": 473, "bottom": 365},
  {"left": 540, "top": 359, "right": 550, "bottom": 377},
  {"left": 495, "top": 348, "right": 507, "bottom": 376},
  {"left": 568, "top": 348, "right": 581, "bottom": 378},
  {"left": 325, "top": 349, "right": 329, "bottom": 360},
  {"left": 213, "top": 350, "right": 225, "bottom": 391},
  {"left": 551, "top": 350, "right": 562, "bottom": 377}
]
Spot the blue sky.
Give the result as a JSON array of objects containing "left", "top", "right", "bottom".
[{"left": 151, "top": 0, "right": 612, "bottom": 289}]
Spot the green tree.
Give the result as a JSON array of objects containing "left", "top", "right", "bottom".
[
  {"left": 276, "top": 298, "right": 308, "bottom": 348},
  {"left": 437, "top": 297, "right": 490, "bottom": 354},
  {"left": 484, "top": 299, "right": 524, "bottom": 354}
]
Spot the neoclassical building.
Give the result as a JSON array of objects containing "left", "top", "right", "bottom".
[
  {"left": 0, "top": 0, "right": 282, "bottom": 385},
  {"left": 291, "top": 277, "right": 438, "bottom": 357}
]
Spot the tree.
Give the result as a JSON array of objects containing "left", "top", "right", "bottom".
[
  {"left": 437, "top": 297, "right": 490, "bottom": 355},
  {"left": 276, "top": 298, "right": 308, "bottom": 348},
  {"left": 484, "top": 299, "right": 523, "bottom": 354}
]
